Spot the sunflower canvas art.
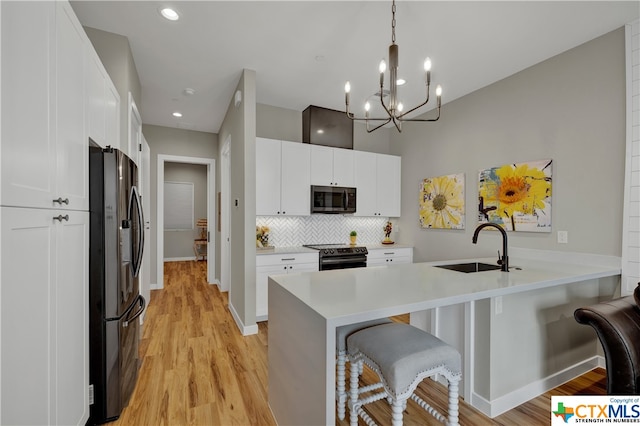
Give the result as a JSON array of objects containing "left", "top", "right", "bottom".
[
  {"left": 478, "top": 159, "right": 552, "bottom": 232},
  {"left": 419, "top": 173, "right": 465, "bottom": 229}
]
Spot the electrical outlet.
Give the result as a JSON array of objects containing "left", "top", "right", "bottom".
[
  {"left": 495, "top": 296, "right": 503, "bottom": 315},
  {"left": 557, "top": 231, "right": 568, "bottom": 244}
]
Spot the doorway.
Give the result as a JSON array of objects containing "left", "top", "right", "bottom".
[{"left": 156, "top": 154, "right": 216, "bottom": 289}]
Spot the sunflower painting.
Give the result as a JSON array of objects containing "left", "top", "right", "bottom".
[
  {"left": 419, "top": 173, "right": 465, "bottom": 229},
  {"left": 478, "top": 159, "right": 552, "bottom": 232}
]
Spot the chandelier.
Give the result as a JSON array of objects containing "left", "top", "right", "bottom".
[{"left": 344, "top": 0, "right": 442, "bottom": 133}]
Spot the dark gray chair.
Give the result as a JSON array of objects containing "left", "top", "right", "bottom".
[{"left": 574, "top": 284, "right": 640, "bottom": 394}]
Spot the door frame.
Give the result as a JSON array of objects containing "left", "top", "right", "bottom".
[
  {"left": 156, "top": 154, "right": 216, "bottom": 289},
  {"left": 220, "top": 136, "right": 231, "bottom": 292}
]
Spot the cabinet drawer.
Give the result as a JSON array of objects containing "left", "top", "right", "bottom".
[
  {"left": 256, "top": 252, "right": 318, "bottom": 267},
  {"left": 367, "top": 247, "right": 413, "bottom": 260}
]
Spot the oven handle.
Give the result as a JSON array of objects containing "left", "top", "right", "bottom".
[{"left": 320, "top": 256, "right": 367, "bottom": 265}]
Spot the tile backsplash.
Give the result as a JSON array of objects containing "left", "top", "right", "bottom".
[{"left": 256, "top": 216, "right": 391, "bottom": 247}]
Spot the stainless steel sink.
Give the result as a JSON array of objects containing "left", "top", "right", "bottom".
[{"left": 434, "top": 262, "right": 501, "bottom": 273}]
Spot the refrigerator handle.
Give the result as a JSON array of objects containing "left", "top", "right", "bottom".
[
  {"left": 129, "top": 186, "right": 144, "bottom": 278},
  {"left": 123, "top": 295, "right": 146, "bottom": 328}
]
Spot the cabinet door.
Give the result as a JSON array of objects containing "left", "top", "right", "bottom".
[
  {"left": 54, "top": 211, "right": 89, "bottom": 426},
  {"left": 105, "top": 81, "right": 120, "bottom": 150},
  {"left": 1, "top": 1, "right": 57, "bottom": 209},
  {"left": 256, "top": 138, "right": 282, "bottom": 215},
  {"left": 280, "top": 141, "right": 310, "bottom": 216},
  {"left": 377, "top": 154, "right": 401, "bottom": 217},
  {"left": 354, "top": 151, "right": 378, "bottom": 216},
  {"left": 332, "top": 148, "right": 355, "bottom": 187},
  {"left": 256, "top": 263, "right": 287, "bottom": 320},
  {"left": 309, "top": 145, "right": 334, "bottom": 185},
  {"left": 1, "top": 207, "right": 56, "bottom": 425},
  {"left": 128, "top": 93, "right": 142, "bottom": 165},
  {"left": 56, "top": 1, "right": 88, "bottom": 211},
  {"left": 86, "top": 49, "right": 106, "bottom": 147}
]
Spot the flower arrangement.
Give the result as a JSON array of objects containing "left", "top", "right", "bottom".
[{"left": 256, "top": 225, "right": 270, "bottom": 248}]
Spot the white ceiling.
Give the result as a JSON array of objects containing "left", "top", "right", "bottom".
[{"left": 70, "top": 1, "right": 639, "bottom": 135}]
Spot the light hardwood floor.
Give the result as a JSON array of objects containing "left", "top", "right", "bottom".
[{"left": 112, "top": 261, "right": 606, "bottom": 425}]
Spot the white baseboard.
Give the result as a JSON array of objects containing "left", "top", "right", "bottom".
[
  {"left": 228, "top": 301, "right": 258, "bottom": 336},
  {"left": 470, "top": 355, "right": 604, "bottom": 418},
  {"left": 150, "top": 282, "right": 163, "bottom": 290},
  {"left": 163, "top": 256, "right": 197, "bottom": 262}
]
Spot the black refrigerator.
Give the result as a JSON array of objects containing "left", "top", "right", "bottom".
[{"left": 89, "top": 141, "right": 146, "bottom": 424}]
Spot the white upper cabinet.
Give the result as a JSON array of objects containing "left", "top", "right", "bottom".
[
  {"left": 55, "top": 1, "right": 88, "bottom": 211},
  {"left": 310, "top": 145, "right": 354, "bottom": 187},
  {"left": 1, "top": 1, "right": 88, "bottom": 211},
  {"left": 86, "top": 44, "right": 120, "bottom": 151},
  {"left": 280, "top": 141, "right": 311, "bottom": 216},
  {"left": 86, "top": 49, "right": 107, "bottom": 146},
  {"left": 128, "top": 93, "right": 142, "bottom": 164},
  {"left": 256, "top": 138, "right": 310, "bottom": 216},
  {"left": 354, "top": 151, "right": 401, "bottom": 217},
  {"left": 1, "top": 1, "right": 56, "bottom": 209},
  {"left": 376, "top": 153, "right": 401, "bottom": 217}
]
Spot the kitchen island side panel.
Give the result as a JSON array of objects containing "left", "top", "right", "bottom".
[{"left": 268, "top": 277, "right": 331, "bottom": 425}]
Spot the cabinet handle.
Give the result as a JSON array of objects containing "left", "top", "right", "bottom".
[
  {"left": 281, "top": 258, "right": 295, "bottom": 261},
  {"left": 53, "top": 214, "right": 69, "bottom": 222},
  {"left": 53, "top": 197, "right": 69, "bottom": 205}
]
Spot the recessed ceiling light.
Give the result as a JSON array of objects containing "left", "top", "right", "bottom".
[
  {"left": 396, "top": 79, "right": 406, "bottom": 85},
  {"left": 316, "top": 129, "right": 324, "bottom": 134},
  {"left": 172, "top": 112, "right": 183, "bottom": 118},
  {"left": 160, "top": 8, "right": 179, "bottom": 21}
]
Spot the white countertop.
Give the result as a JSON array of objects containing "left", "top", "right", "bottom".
[
  {"left": 269, "top": 256, "right": 621, "bottom": 324},
  {"left": 256, "top": 244, "right": 412, "bottom": 255},
  {"left": 255, "top": 246, "right": 318, "bottom": 255},
  {"left": 365, "top": 243, "right": 413, "bottom": 250}
]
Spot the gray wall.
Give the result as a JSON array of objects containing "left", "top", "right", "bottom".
[
  {"left": 143, "top": 124, "right": 218, "bottom": 285},
  {"left": 163, "top": 163, "right": 208, "bottom": 259},
  {"left": 256, "top": 103, "right": 392, "bottom": 153},
  {"left": 218, "top": 70, "right": 257, "bottom": 329},
  {"left": 393, "top": 27, "right": 626, "bottom": 262},
  {"left": 83, "top": 26, "right": 142, "bottom": 151}
]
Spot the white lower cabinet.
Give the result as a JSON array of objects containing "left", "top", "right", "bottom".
[
  {"left": 0, "top": 207, "right": 89, "bottom": 425},
  {"left": 367, "top": 247, "right": 413, "bottom": 267},
  {"left": 256, "top": 252, "right": 318, "bottom": 321}
]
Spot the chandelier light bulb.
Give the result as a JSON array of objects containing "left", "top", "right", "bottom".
[
  {"left": 436, "top": 85, "right": 443, "bottom": 97},
  {"left": 344, "top": 81, "right": 351, "bottom": 94},
  {"left": 424, "top": 57, "right": 432, "bottom": 72},
  {"left": 397, "top": 102, "right": 404, "bottom": 112},
  {"left": 379, "top": 60, "right": 387, "bottom": 74},
  {"left": 365, "top": 102, "right": 371, "bottom": 112}
]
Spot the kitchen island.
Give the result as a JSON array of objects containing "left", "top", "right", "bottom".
[{"left": 267, "top": 249, "right": 620, "bottom": 425}]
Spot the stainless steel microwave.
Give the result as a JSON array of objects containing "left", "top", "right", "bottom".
[{"left": 310, "top": 185, "right": 357, "bottom": 214}]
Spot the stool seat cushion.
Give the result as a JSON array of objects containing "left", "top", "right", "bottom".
[
  {"left": 336, "top": 318, "right": 392, "bottom": 352},
  {"left": 348, "top": 323, "right": 461, "bottom": 398}
]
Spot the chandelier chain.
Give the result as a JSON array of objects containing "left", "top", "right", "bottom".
[{"left": 391, "top": 0, "right": 396, "bottom": 43}]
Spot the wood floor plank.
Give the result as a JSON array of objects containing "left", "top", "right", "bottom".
[{"left": 111, "top": 261, "right": 606, "bottom": 425}]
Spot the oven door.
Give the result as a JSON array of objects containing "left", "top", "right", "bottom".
[{"left": 319, "top": 254, "right": 367, "bottom": 271}]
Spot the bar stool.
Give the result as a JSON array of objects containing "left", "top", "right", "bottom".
[
  {"left": 335, "top": 318, "right": 392, "bottom": 420},
  {"left": 347, "top": 322, "right": 462, "bottom": 426}
]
